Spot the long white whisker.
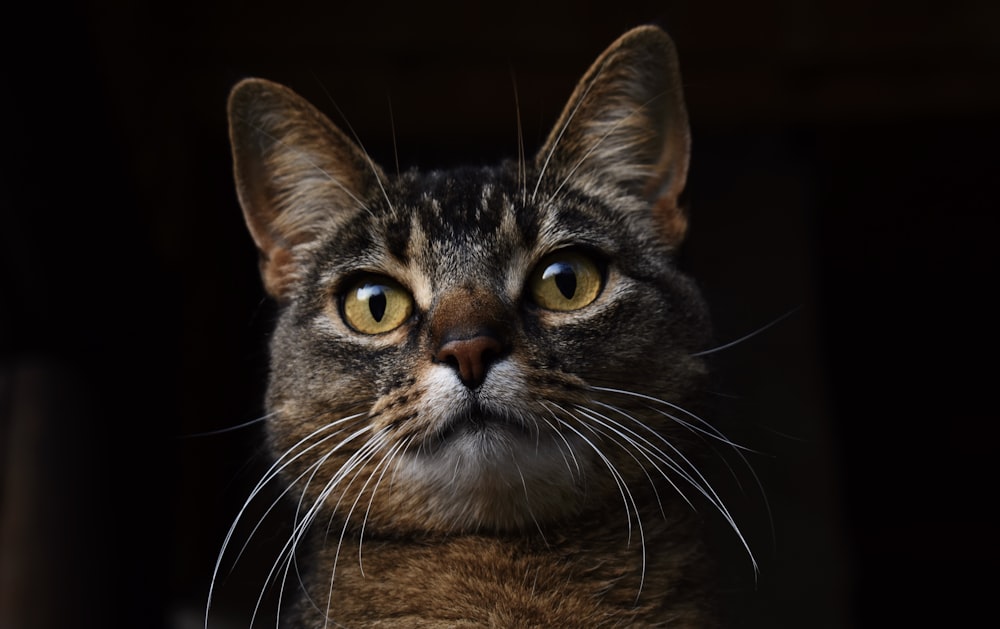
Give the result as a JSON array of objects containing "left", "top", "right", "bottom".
[
  {"left": 536, "top": 410, "right": 584, "bottom": 479},
  {"left": 586, "top": 397, "right": 759, "bottom": 573},
  {"left": 179, "top": 412, "right": 274, "bottom": 439},
  {"left": 321, "top": 432, "right": 392, "bottom": 629},
  {"left": 591, "top": 399, "right": 748, "bottom": 482},
  {"left": 544, "top": 402, "right": 647, "bottom": 598},
  {"left": 573, "top": 404, "right": 689, "bottom": 513},
  {"left": 250, "top": 456, "right": 332, "bottom": 628},
  {"left": 691, "top": 307, "right": 800, "bottom": 357},
  {"left": 637, "top": 401, "right": 770, "bottom": 511},
  {"left": 584, "top": 401, "right": 757, "bottom": 567},
  {"left": 514, "top": 459, "right": 548, "bottom": 543},
  {"left": 238, "top": 422, "right": 369, "bottom": 570},
  {"left": 247, "top": 424, "right": 376, "bottom": 628},
  {"left": 543, "top": 403, "right": 633, "bottom": 541},
  {"left": 591, "top": 388, "right": 770, "bottom": 532},
  {"left": 266, "top": 446, "right": 350, "bottom": 629},
  {"left": 206, "top": 411, "right": 367, "bottom": 628},
  {"left": 274, "top": 429, "right": 388, "bottom": 628},
  {"left": 607, "top": 400, "right": 759, "bottom": 504},
  {"left": 590, "top": 386, "right": 754, "bottom": 451},
  {"left": 357, "top": 438, "right": 409, "bottom": 576}
]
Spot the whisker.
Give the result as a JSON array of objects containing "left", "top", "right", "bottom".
[
  {"left": 357, "top": 438, "right": 409, "bottom": 576},
  {"left": 313, "top": 81, "right": 396, "bottom": 214},
  {"left": 386, "top": 94, "right": 400, "bottom": 177},
  {"left": 206, "top": 411, "right": 367, "bottom": 628},
  {"left": 536, "top": 410, "right": 584, "bottom": 479},
  {"left": 589, "top": 386, "right": 754, "bottom": 451},
  {"left": 531, "top": 65, "right": 604, "bottom": 203},
  {"left": 638, "top": 402, "right": 770, "bottom": 512},
  {"left": 509, "top": 66, "right": 527, "bottom": 206},
  {"left": 590, "top": 387, "right": 770, "bottom": 528},
  {"left": 590, "top": 402, "right": 752, "bottom": 534},
  {"left": 249, "top": 457, "right": 331, "bottom": 627},
  {"left": 321, "top": 432, "right": 392, "bottom": 627},
  {"left": 247, "top": 424, "right": 376, "bottom": 627},
  {"left": 691, "top": 306, "right": 800, "bottom": 357},
  {"left": 543, "top": 403, "right": 634, "bottom": 542},
  {"left": 241, "top": 421, "right": 372, "bottom": 570},
  {"left": 593, "top": 398, "right": 759, "bottom": 573},
  {"left": 543, "top": 401, "right": 647, "bottom": 599},
  {"left": 270, "top": 429, "right": 387, "bottom": 627},
  {"left": 573, "top": 404, "right": 688, "bottom": 513},
  {"left": 177, "top": 412, "right": 274, "bottom": 439},
  {"left": 514, "top": 459, "right": 549, "bottom": 544}
]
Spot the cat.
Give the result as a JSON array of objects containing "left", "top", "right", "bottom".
[{"left": 215, "top": 24, "right": 753, "bottom": 628}]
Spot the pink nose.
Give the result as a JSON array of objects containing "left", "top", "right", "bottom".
[{"left": 435, "top": 335, "right": 505, "bottom": 388}]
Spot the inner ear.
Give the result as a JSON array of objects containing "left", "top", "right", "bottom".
[{"left": 535, "top": 25, "right": 690, "bottom": 245}]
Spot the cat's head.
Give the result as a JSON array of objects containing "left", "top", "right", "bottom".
[{"left": 227, "top": 25, "right": 712, "bottom": 535}]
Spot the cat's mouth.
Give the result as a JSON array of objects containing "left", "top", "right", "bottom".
[{"left": 423, "top": 405, "right": 535, "bottom": 452}]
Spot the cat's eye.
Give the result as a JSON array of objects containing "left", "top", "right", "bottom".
[
  {"left": 528, "top": 250, "right": 603, "bottom": 312},
  {"left": 341, "top": 275, "right": 414, "bottom": 334}
]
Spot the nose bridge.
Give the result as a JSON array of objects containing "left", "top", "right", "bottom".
[
  {"left": 431, "top": 285, "right": 509, "bottom": 343},
  {"left": 430, "top": 285, "right": 513, "bottom": 388}
]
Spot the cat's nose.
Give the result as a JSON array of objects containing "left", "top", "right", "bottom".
[
  {"left": 435, "top": 333, "right": 505, "bottom": 388},
  {"left": 430, "top": 286, "right": 513, "bottom": 388}
]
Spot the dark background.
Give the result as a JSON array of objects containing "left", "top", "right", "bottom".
[{"left": 2, "top": 1, "right": 997, "bottom": 627}]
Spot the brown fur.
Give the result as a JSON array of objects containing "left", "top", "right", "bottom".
[
  {"left": 297, "top": 505, "right": 714, "bottom": 627},
  {"left": 223, "top": 25, "right": 730, "bottom": 628}
]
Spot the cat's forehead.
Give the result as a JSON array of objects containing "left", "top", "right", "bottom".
[
  {"left": 312, "top": 163, "right": 656, "bottom": 302},
  {"left": 398, "top": 167, "right": 531, "bottom": 243},
  {"left": 379, "top": 168, "right": 538, "bottom": 296},
  {"left": 384, "top": 166, "right": 623, "bottom": 258}
]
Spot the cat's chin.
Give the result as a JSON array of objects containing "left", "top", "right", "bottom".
[{"left": 393, "top": 408, "right": 589, "bottom": 531}]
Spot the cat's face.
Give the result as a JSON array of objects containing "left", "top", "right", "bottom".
[{"left": 228, "top": 26, "right": 711, "bottom": 536}]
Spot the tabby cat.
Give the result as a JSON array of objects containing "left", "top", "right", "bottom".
[{"left": 216, "top": 25, "right": 751, "bottom": 628}]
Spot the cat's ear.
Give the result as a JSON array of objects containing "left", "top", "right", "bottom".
[
  {"left": 227, "top": 78, "right": 385, "bottom": 300},
  {"left": 536, "top": 26, "right": 691, "bottom": 245}
]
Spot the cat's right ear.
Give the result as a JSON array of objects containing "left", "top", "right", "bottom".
[{"left": 227, "top": 78, "right": 384, "bottom": 300}]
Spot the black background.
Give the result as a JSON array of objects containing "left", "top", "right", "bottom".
[{"left": 2, "top": 1, "right": 997, "bottom": 627}]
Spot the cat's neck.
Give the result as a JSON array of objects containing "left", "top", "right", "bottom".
[{"left": 295, "top": 503, "right": 717, "bottom": 627}]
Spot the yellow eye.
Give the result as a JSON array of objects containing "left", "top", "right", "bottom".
[
  {"left": 529, "top": 250, "right": 603, "bottom": 311},
  {"left": 342, "top": 276, "right": 414, "bottom": 334}
]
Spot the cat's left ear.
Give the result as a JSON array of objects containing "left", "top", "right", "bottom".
[{"left": 536, "top": 25, "right": 690, "bottom": 245}]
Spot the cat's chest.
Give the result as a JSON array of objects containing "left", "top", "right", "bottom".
[{"left": 302, "top": 523, "right": 713, "bottom": 628}]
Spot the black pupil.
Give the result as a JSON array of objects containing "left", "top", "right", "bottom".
[
  {"left": 551, "top": 263, "right": 577, "bottom": 299},
  {"left": 367, "top": 286, "right": 387, "bottom": 321}
]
